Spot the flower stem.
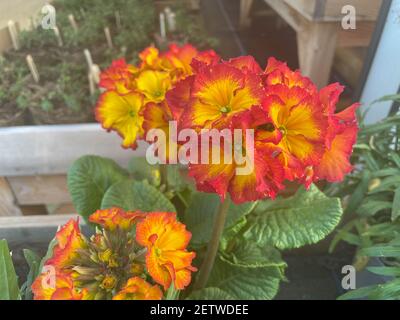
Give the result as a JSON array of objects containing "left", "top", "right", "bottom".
[
  {"left": 193, "top": 197, "right": 230, "bottom": 290},
  {"left": 160, "top": 164, "right": 168, "bottom": 190}
]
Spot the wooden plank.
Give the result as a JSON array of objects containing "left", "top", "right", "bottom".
[
  {"left": 0, "top": 123, "right": 147, "bottom": 176},
  {"left": 7, "top": 175, "right": 70, "bottom": 205},
  {"left": 337, "top": 21, "right": 375, "bottom": 47},
  {"left": 0, "top": 24, "right": 13, "bottom": 53},
  {"left": 283, "top": 0, "right": 317, "bottom": 21},
  {"left": 334, "top": 47, "right": 366, "bottom": 87},
  {"left": 323, "top": 0, "right": 382, "bottom": 21},
  {"left": 264, "top": 0, "right": 307, "bottom": 32},
  {"left": 0, "top": 214, "right": 80, "bottom": 229},
  {"left": 239, "top": 0, "right": 254, "bottom": 28},
  {"left": 0, "top": 178, "right": 22, "bottom": 216},
  {"left": 284, "top": 0, "right": 382, "bottom": 22},
  {"left": 297, "top": 22, "right": 338, "bottom": 88}
]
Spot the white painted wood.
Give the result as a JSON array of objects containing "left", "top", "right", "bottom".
[
  {"left": 0, "top": 123, "right": 148, "bottom": 176},
  {"left": 0, "top": 214, "right": 81, "bottom": 229}
]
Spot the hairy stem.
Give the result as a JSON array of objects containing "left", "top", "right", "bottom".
[{"left": 193, "top": 198, "right": 230, "bottom": 290}]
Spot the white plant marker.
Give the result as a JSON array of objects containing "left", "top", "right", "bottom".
[
  {"left": 115, "top": 11, "right": 122, "bottom": 30},
  {"left": 26, "top": 55, "right": 40, "bottom": 83},
  {"left": 88, "top": 72, "right": 95, "bottom": 96},
  {"left": 91, "top": 65, "right": 101, "bottom": 85},
  {"left": 53, "top": 26, "right": 63, "bottom": 46},
  {"left": 159, "top": 12, "right": 166, "bottom": 40},
  {"left": 68, "top": 14, "right": 79, "bottom": 32},
  {"left": 164, "top": 7, "right": 176, "bottom": 32},
  {"left": 104, "top": 27, "right": 113, "bottom": 49},
  {"left": 7, "top": 20, "right": 19, "bottom": 50},
  {"left": 83, "top": 49, "right": 94, "bottom": 70}
]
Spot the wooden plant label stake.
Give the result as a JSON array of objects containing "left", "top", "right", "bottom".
[
  {"left": 88, "top": 72, "right": 95, "bottom": 96},
  {"left": 68, "top": 14, "right": 79, "bottom": 32},
  {"left": 164, "top": 7, "right": 176, "bottom": 32},
  {"left": 53, "top": 26, "right": 63, "bottom": 46},
  {"left": 159, "top": 13, "right": 166, "bottom": 40},
  {"left": 104, "top": 27, "right": 113, "bottom": 49},
  {"left": 7, "top": 20, "right": 19, "bottom": 50},
  {"left": 91, "top": 65, "right": 101, "bottom": 84},
  {"left": 26, "top": 55, "right": 40, "bottom": 83},
  {"left": 115, "top": 11, "right": 122, "bottom": 30},
  {"left": 83, "top": 49, "right": 94, "bottom": 70}
]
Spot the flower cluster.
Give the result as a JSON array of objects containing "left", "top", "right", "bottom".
[
  {"left": 96, "top": 45, "right": 359, "bottom": 204},
  {"left": 96, "top": 44, "right": 219, "bottom": 149},
  {"left": 31, "top": 208, "right": 196, "bottom": 300}
]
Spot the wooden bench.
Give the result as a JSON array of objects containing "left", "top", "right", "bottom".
[{"left": 240, "top": 0, "right": 382, "bottom": 88}]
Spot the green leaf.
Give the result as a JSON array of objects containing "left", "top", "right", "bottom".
[
  {"left": 221, "top": 240, "right": 286, "bottom": 269},
  {"left": 101, "top": 180, "right": 175, "bottom": 212},
  {"left": 0, "top": 239, "right": 20, "bottom": 300},
  {"left": 242, "top": 184, "right": 343, "bottom": 250},
  {"left": 357, "top": 199, "right": 392, "bottom": 217},
  {"left": 392, "top": 186, "right": 400, "bottom": 221},
  {"left": 345, "top": 170, "right": 371, "bottom": 214},
  {"left": 183, "top": 193, "right": 256, "bottom": 246},
  {"left": 359, "top": 245, "right": 400, "bottom": 258},
  {"left": 207, "top": 256, "right": 284, "bottom": 300},
  {"left": 338, "top": 285, "right": 377, "bottom": 300},
  {"left": 21, "top": 249, "right": 41, "bottom": 300},
  {"left": 128, "top": 157, "right": 160, "bottom": 186},
  {"left": 367, "top": 266, "right": 400, "bottom": 277},
  {"left": 187, "top": 287, "right": 235, "bottom": 300},
  {"left": 68, "top": 155, "right": 128, "bottom": 221}
]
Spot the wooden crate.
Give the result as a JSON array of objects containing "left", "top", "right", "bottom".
[
  {"left": 283, "top": 0, "right": 382, "bottom": 21},
  {"left": 0, "top": 124, "right": 147, "bottom": 217}
]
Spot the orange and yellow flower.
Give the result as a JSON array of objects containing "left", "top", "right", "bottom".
[
  {"left": 136, "top": 70, "right": 172, "bottom": 103},
  {"left": 313, "top": 83, "right": 359, "bottom": 182},
  {"left": 45, "top": 218, "right": 86, "bottom": 269},
  {"left": 32, "top": 271, "right": 89, "bottom": 300},
  {"left": 180, "top": 62, "right": 264, "bottom": 130},
  {"left": 99, "top": 58, "right": 138, "bottom": 94},
  {"left": 136, "top": 212, "right": 197, "bottom": 290},
  {"left": 262, "top": 84, "right": 327, "bottom": 180},
  {"left": 33, "top": 208, "right": 196, "bottom": 300},
  {"left": 113, "top": 277, "right": 163, "bottom": 300},
  {"left": 95, "top": 91, "right": 145, "bottom": 149},
  {"left": 89, "top": 207, "right": 144, "bottom": 231}
]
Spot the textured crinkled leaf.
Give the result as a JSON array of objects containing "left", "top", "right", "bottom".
[
  {"left": 242, "top": 184, "right": 343, "bottom": 249},
  {"left": 187, "top": 287, "right": 235, "bottom": 300},
  {"left": 207, "top": 256, "right": 284, "bottom": 300},
  {"left": 221, "top": 241, "right": 286, "bottom": 269},
  {"left": 101, "top": 180, "right": 175, "bottom": 212},
  {"left": 68, "top": 155, "right": 128, "bottom": 221}
]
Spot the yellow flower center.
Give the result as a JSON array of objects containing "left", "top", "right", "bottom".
[
  {"left": 279, "top": 126, "right": 287, "bottom": 136},
  {"left": 155, "top": 247, "right": 162, "bottom": 257},
  {"left": 220, "top": 106, "right": 231, "bottom": 113},
  {"left": 129, "top": 110, "right": 136, "bottom": 118}
]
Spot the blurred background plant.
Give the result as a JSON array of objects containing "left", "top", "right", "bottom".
[{"left": 327, "top": 94, "right": 400, "bottom": 299}]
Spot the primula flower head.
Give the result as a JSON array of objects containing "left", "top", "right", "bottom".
[
  {"left": 32, "top": 208, "right": 195, "bottom": 300},
  {"left": 95, "top": 91, "right": 145, "bottom": 149},
  {"left": 136, "top": 212, "right": 197, "bottom": 290},
  {"left": 99, "top": 58, "right": 138, "bottom": 95},
  {"left": 180, "top": 62, "right": 264, "bottom": 130}
]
